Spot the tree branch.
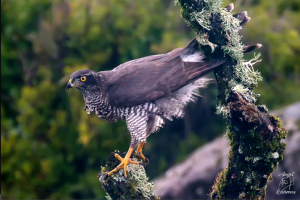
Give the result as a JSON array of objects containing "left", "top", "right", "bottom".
[
  {"left": 177, "top": 0, "right": 287, "bottom": 199},
  {"left": 98, "top": 150, "right": 160, "bottom": 200}
]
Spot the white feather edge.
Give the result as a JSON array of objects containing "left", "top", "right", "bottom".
[{"left": 180, "top": 51, "right": 204, "bottom": 62}]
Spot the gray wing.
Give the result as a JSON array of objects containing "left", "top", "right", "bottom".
[{"left": 107, "top": 39, "right": 224, "bottom": 107}]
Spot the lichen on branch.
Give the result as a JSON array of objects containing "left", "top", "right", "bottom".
[
  {"left": 176, "top": 0, "right": 287, "bottom": 199},
  {"left": 177, "top": 0, "right": 262, "bottom": 108},
  {"left": 98, "top": 150, "right": 159, "bottom": 200},
  {"left": 211, "top": 91, "right": 287, "bottom": 199}
]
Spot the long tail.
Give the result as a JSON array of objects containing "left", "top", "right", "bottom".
[{"left": 182, "top": 37, "right": 261, "bottom": 60}]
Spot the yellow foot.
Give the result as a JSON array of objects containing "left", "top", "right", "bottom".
[
  {"left": 137, "top": 142, "right": 149, "bottom": 164},
  {"left": 107, "top": 147, "right": 139, "bottom": 178}
]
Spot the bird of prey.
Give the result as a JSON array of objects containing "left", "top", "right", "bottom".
[{"left": 67, "top": 36, "right": 260, "bottom": 178}]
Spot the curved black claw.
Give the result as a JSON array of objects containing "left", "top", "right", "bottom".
[
  {"left": 243, "top": 44, "right": 262, "bottom": 53},
  {"left": 103, "top": 173, "right": 109, "bottom": 180},
  {"left": 233, "top": 11, "right": 251, "bottom": 30},
  {"left": 225, "top": 3, "right": 234, "bottom": 12},
  {"left": 145, "top": 157, "right": 149, "bottom": 165},
  {"left": 139, "top": 162, "right": 144, "bottom": 167},
  {"left": 139, "top": 158, "right": 149, "bottom": 167}
]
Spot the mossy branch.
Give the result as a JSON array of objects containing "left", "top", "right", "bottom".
[
  {"left": 177, "top": 0, "right": 287, "bottom": 199},
  {"left": 98, "top": 150, "right": 160, "bottom": 200}
]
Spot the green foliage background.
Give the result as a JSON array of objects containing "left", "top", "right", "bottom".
[{"left": 1, "top": 0, "right": 299, "bottom": 199}]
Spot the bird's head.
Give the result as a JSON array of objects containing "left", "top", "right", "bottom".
[{"left": 67, "top": 69, "right": 99, "bottom": 92}]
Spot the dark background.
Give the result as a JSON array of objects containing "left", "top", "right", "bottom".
[{"left": 1, "top": 0, "right": 299, "bottom": 199}]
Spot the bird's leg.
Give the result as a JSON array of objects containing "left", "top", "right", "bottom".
[
  {"left": 137, "top": 142, "right": 149, "bottom": 164},
  {"left": 137, "top": 142, "right": 146, "bottom": 160},
  {"left": 107, "top": 147, "right": 139, "bottom": 177}
]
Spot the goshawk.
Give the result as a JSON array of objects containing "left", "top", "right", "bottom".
[{"left": 67, "top": 36, "right": 260, "bottom": 178}]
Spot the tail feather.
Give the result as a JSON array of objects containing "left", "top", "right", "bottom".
[
  {"left": 180, "top": 38, "right": 204, "bottom": 62},
  {"left": 183, "top": 38, "right": 262, "bottom": 60}
]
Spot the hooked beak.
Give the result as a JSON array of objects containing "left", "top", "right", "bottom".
[
  {"left": 67, "top": 79, "right": 80, "bottom": 90},
  {"left": 67, "top": 80, "right": 73, "bottom": 90}
]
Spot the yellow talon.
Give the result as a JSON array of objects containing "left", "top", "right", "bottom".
[
  {"left": 137, "top": 142, "right": 146, "bottom": 161},
  {"left": 107, "top": 147, "right": 139, "bottom": 177}
]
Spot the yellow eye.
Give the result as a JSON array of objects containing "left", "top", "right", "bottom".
[{"left": 80, "top": 76, "right": 86, "bottom": 81}]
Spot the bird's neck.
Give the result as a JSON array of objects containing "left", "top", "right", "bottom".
[{"left": 78, "top": 87, "right": 107, "bottom": 106}]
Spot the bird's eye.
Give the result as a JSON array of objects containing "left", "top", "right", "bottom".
[{"left": 80, "top": 76, "right": 86, "bottom": 82}]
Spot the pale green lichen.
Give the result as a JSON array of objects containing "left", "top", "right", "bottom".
[
  {"left": 130, "top": 158, "right": 155, "bottom": 198},
  {"left": 253, "top": 157, "right": 262, "bottom": 163},
  {"left": 98, "top": 151, "right": 159, "bottom": 200},
  {"left": 238, "top": 145, "right": 243, "bottom": 154},
  {"left": 232, "top": 84, "right": 249, "bottom": 94},
  {"left": 272, "top": 152, "right": 279, "bottom": 159},
  {"left": 215, "top": 104, "right": 229, "bottom": 118},
  {"left": 191, "top": 10, "right": 212, "bottom": 30}
]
